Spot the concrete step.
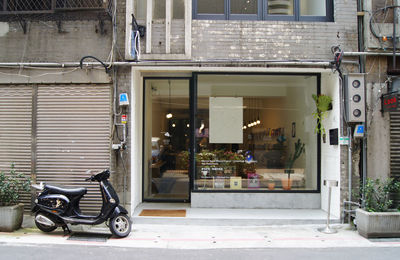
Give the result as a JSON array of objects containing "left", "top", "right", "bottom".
[{"left": 132, "top": 203, "right": 341, "bottom": 226}]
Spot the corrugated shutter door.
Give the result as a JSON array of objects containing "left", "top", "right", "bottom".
[
  {"left": 390, "top": 111, "right": 400, "bottom": 206},
  {"left": 36, "top": 85, "right": 111, "bottom": 214},
  {"left": 0, "top": 86, "right": 32, "bottom": 210}
]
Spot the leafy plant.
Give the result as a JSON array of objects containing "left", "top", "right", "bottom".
[
  {"left": 362, "top": 178, "right": 400, "bottom": 212},
  {"left": 285, "top": 139, "right": 305, "bottom": 179},
  {"left": 312, "top": 94, "right": 333, "bottom": 136},
  {"left": 0, "top": 163, "right": 30, "bottom": 206}
]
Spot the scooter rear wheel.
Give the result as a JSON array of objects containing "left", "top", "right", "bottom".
[
  {"left": 109, "top": 214, "right": 132, "bottom": 238},
  {"left": 35, "top": 212, "right": 57, "bottom": 233}
]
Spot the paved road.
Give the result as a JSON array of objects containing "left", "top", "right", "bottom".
[{"left": 1, "top": 243, "right": 400, "bottom": 260}]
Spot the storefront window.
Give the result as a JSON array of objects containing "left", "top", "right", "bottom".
[{"left": 193, "top": 74, "right": 319, "bottom": 191}]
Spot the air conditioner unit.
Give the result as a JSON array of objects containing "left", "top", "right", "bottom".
[{"left": 344, "top": 74, "right": 365, "bottom": 123}]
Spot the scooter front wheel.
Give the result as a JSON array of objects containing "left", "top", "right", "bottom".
[
  {"left": 35, "top": 212, "right": 57, "bottom": 233},
  {"left": 109, "top": 214, "right": 132, "bottom": 238}
]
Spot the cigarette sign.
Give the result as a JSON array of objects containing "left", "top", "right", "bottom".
[{"left": 382, "top": 94, "right": 398, "bottom": 112}]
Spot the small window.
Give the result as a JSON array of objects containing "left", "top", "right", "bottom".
[
  {"left": 231, "top": 0, "right": 258, "bottom": 15},
  {"left": 197, "top": 0, "right": 224, "bottom": 14},
  {"left": 300, "top": 0, "right": 326, "bottom": 16},
  {"left": 193, "top": 0, "right": 333, "bottom": 22}
]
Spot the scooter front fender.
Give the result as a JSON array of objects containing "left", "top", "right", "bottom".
[
  {"left": 32, "top": 205, "right": 40, "bottom": 213},
  {"left": 109, "top": 205, "right": 128, "bottom": 219}
]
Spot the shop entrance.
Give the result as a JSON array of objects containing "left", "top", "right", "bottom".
[{"left": 143, "top": 78, "right": 191, "bottom": 201}]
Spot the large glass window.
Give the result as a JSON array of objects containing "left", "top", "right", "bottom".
[
  {"left": 193, "top": 0, "right": 333, "bottom": 21},
  {"left": 193, "top": 74, "right": 319, "bottom": 191}
]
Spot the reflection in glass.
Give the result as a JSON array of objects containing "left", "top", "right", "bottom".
[
  {"left": 153, "top": 0, "right": 166, "bottom": 19},
  {"left": 267, "top": 0, "right": 294, "bottom": 15},
  {"left": 198, "top": 0, "right": 224, "bottom": 14},
  {"left": 173, "top": 0, "right": 185, "bottom": 19},
  {"left": 194, "top": 74, "right": 318, "bottom": 191},
  {"left": 144, "top": 79, "right": 190, "bottom": 201},
  {"left": 300, "top": 0, "right": 326, "bottom": 16},
  {"left": 231, "top": 0, "right": 257, "bottom": 15}
]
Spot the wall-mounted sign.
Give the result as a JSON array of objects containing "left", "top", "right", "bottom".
[{"left": 382, "top": 93, "right": 398, "bottom": 112}]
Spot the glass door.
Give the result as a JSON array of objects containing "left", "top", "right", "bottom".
[{"left": 143, "top": 78, "right": 190, "bottom": 201}]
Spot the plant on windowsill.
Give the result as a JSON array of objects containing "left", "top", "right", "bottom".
[
  {"left": 267, "top": 177, "right": 275, "bottom": 190},
  {"left": 283, "top": 139, "right": 305, "bottom": 190},
  {"left": 356, "top": 178, "right": 400, "bottom": 238},
  {"left": 0, "top": 163, "right": 31, "bottom": 232},
  {"left": 312, "top": 94, "right": 333, "bottom": 143}
]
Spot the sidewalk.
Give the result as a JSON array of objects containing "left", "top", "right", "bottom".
[{"left": 1, "top": 217, "right": 400, "bottom": 249}]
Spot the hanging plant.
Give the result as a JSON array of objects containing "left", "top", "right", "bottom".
[{"left": 312, "top": 94, "right": 333, "bottom": 140}]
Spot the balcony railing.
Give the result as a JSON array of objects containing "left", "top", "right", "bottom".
[{"left": 0, "top": 0, "right": 111, "bottom": 16}]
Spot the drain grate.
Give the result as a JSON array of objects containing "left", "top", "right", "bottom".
[{"left": 67, "top": 232, "right": 111, "bottom": 242}]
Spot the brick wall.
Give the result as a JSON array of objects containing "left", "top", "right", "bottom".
[{"left": 191, "top": 0, "right": 358, "bottom": 61}]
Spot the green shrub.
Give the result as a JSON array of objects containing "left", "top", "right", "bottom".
[
  {"left": 362, "top": 178, "right": 400, "bottom": 212},
  {"left": 0, "top": 163, "right": 30, "bottom": 206}
]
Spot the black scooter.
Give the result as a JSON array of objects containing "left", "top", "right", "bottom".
[{"left": 31, "top": 169, "right": 132, "bottom": 238}]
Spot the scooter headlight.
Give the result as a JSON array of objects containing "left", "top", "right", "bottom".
[{"left": 110, "top": 198, "right": 116, "bottom": 204}]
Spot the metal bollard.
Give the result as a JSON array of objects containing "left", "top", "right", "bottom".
[{"left": 318, "top": 180, "right": 339, "bottom": 234}]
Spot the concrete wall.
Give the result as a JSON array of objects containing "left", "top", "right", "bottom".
[
  {"left": 365, "top": 57, "right": 391, "bottom": 181},
  {"left": 320, "top": 72, "right": 341, "bottom": 218},
  {"left": 0, "top": 20, "right": 112, "bottom": 62}
]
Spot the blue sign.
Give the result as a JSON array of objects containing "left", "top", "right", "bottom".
[{"left": 356, "top": 125, "right": 364, "bottom": 134}]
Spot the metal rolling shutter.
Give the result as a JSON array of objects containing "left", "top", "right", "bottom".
[
  {"left": 0, "top": 86, "right": 32, "bottom": 210},
  {"left": 390, "top": 111, "right": 400, "bottom": 206},
  {"left": 36, "top": 85, "right": 111, "bottom": 214}
]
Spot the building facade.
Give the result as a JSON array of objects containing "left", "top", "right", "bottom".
[
  {"left": 125, "top": 0, "right": 361, "bottom": 219},
  {"left": 0, "top": 0, "right": 379, "bottom": 220}
]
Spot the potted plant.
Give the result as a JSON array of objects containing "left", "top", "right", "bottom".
[
  {"left": 0, "top": 163, "right": 30, "bottom": 232},
  {"left": 356, "top": 178, "right": 400, "bottom": 238},
  {"left": 312, "top": 94, "right": 332, "bottom": 143},
  {"left": 282, "top": 139, "right": 305, "bottom": 190}
]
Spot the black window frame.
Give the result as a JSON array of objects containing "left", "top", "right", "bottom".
[{"left": 193, "top": 0, "right": 334, "bottom": 22}]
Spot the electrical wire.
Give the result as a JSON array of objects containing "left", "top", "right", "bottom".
[
  {"left": 0, "top": 67, "right": 80, "bottom": 79},
  {"left": 370, "top": 5, "right": 400, "bottom": 40}
]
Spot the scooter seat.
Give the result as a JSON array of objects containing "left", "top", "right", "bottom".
[{"left": 45, "top": 185, "right": 87, "bottom": 197}]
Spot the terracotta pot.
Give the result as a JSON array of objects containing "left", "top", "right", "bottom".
[
  {"left": 268, "top": 182, "right": 275, "bottom": 190},
  {"left": 281, "top": 178, "right": 292, "bottom": 190}
]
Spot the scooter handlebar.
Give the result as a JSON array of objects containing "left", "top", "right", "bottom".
[{"left": 85, "top": 176, "right": 94, "bottom": 182}]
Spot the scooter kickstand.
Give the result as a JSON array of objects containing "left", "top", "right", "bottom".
[{"left": 62, "top": 225, "right": 71, "bottom": 236}]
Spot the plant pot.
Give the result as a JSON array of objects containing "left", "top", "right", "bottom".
[
  {"left": 281, "top": 178, "right": 292, "bottom": 190},
  {"left": 268, "top": 182, "right": 275, "bottom": 190},
  {"left": 0, "top": 204, "right": 24, "bottom": 232},
  {"left": 356, "top": 208, "right": 400, "bottom": 238}
]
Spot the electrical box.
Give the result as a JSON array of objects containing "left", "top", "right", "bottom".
[
  {"left": 119, "top": 93, "right": 129, "bottom": 107},
  {"left": 345, "top": 74, "right": 365, "bottom": 123}
]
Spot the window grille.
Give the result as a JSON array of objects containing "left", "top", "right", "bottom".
[{"left": 0, "top": 0, "right": 113, "bottom": 21}]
